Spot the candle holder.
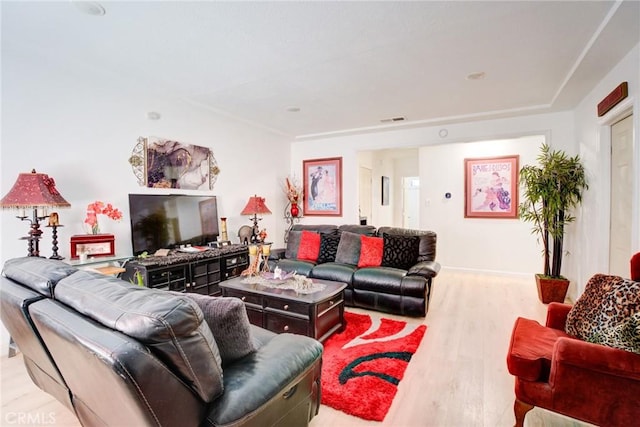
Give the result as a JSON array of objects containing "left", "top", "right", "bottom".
[
  {"left": 261, "top": 243, "right": 272, "bottom": 272},
  {"left": 46, "top": 214, "right": 64, "bottom": 260},
  {"left": 220, "top": 217, "right": 229, "bottom": 241},
  {"left": 241, "top": 243, "right": 272, "bottom": 276}
]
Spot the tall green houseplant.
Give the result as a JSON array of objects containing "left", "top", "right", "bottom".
[{"left": 519, "top": 143, "right": 588, "bottom": 279}]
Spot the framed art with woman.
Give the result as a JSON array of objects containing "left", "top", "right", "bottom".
[{"left": 303, "top": 157, "right": 342, "bottom": 216}]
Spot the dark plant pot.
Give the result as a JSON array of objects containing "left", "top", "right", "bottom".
[{"left": 535, "top": 274, "right": 570, "bottom": 304}]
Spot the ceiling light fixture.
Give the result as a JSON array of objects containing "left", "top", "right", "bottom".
[
  {"left": 286, "top": 106, "right": 301, "bottom": 113},
  {"left": 466, "top": 71, "right": 486, "bottom": 81},
  {"left": 72, "top": 1, "right": 106, "bottom": 16}
]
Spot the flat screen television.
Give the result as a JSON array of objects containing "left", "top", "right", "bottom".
[{"left": 128, "top": 194, "right": 219, "bottom": 255}]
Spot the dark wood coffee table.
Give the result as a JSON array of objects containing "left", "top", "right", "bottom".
[{"left": 219, "top": 276, "right": 346, "bottom": 342}]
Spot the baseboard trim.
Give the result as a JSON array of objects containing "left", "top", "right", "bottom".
[{"left": 440, "top": 266, "right": 534, "bottom": 279}]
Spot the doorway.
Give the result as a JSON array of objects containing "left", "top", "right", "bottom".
[
  {"left": 359, "top": 166, "right": 372, "bottom": 225},
  {"left": 402, "top": 177, "right": 420, "bottom": 229},
  {"left": 609, "top": 113, "right": 633, "bottom": 276}
]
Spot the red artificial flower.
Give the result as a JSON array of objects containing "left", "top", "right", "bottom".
[{"left": 84, "top": 200, "right": 123, "bottom": 233}]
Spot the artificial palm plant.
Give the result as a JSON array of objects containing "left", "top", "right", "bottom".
[{"left": 519, "top": 143, "right": 588, "bottom": 299}]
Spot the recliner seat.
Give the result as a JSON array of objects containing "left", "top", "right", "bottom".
[{"left": 2, "top": 257, "right": 323, "bottom": 427}]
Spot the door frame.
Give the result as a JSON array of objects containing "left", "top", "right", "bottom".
[{"left": 597, "top": 97, "right": 639, "bottom": 273}]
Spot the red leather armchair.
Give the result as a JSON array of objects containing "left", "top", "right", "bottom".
[
  {"left": 631, "top": 252, "right": 640, "bottom": 281},
  {"left": 507, "top": 302, "right": 640, "bottom": 427}
]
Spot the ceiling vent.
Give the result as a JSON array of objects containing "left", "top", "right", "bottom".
[{"left": 380, "top": 116, "right": 406, "bottom": 123}]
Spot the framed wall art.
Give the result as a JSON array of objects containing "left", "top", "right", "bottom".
[
  {"left": 464, "top": 155, "right": 519, "bottom": 219},
  {"left": 381, "top": 176, "right": 390, "bottom": 205},
  {"left": 303, "top": 157, "right": 342, "bottom": 216},
  {"left": 128, "top": 136, "right": 220, "bottom": 190},
  {"left": 70, "top": 234, "right": 116, "bottom": 259}
]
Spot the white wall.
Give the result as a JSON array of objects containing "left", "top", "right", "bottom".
[
  {"left": 1, "top": 47, "right": 292, "bottom": 264},
  {"left": 292, "top": 111, "right": 577, "bottom": 277},
  {"left": 1, "top": 47, "right": 291, "bottom": 354},
  {"left": 573, "top": 43, "right": 640, "bottom": 295},
  {"left": 421, "top": 135, "right": 543, "bottom": 275}
]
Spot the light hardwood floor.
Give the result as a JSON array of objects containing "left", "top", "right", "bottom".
[{"left": 1, "top": 270, "right": 593, "bottom": 426}]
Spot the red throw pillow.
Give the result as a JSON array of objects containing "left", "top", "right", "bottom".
[
  {"left": 297, "top": 230, "right": 321, "bottom": 262},
  {"left": 358, "top": 235, "right": 383, "bottom": 268}
]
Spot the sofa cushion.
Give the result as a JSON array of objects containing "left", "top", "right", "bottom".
[
  {"left": 285, "top": 231, "right": 302, "bottom": 260},
  {"left": 353, "top": 267, "right": 426, "bottom": 296},
  {"left": 587, "top": 311, "right": 640, "bottom": 354},
  {"left": 309, "top": 262, "right": 357, "bottom": 286},
  {"left": 297, "top": 230, "right": 321, "bottom": 262},
  {"left": 566, "top": 274, "right": 640, "bottom": 341},
  {"left": 55, "top": 270, "right": 224, "bottom": 403},
  {"left": 338, "top": 224, "right": 377, "bottom": 236},
  {"left": 335, "top": 231, "right": 362, "bottom": 265},
  {"left": 507, "top": 316, "right": 573, "bottom": 381},
  {"left": 377, "top": 227, "right": 437, "bottom": 262},
  {"left": 381, "top": 234, "right": 420, "bottom": 270},
  {"left": 2, "top": 257, "right": 78, "bottom": 298},
  {"left": 292, "top": 224, "right": 339, "bottom": 234},
  {"left": 276, "top": 259, "right": 316, "bottom": 276},
  {"left": 181, "top": 293, "right": 257, "bottom": 365},
  {"left": 317, "top": 233, "right": 341, "bottom": 264},
  {"left": 358, "top": 235, "right": 383, "bottom": 268}
]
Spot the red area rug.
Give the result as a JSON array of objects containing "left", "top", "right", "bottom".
[{"left": 321, "top": 311, "right": 427, "bottom": 421}]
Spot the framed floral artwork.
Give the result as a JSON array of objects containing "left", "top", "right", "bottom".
[
  {"left": 464, "top": 155, "right": 519, "bottom": 218},
  {"left": 70, "top": 234, "right": 115, "bottom": 259},
  {"left": 303, "top": 157, "right": 342, "bottom": 216}
]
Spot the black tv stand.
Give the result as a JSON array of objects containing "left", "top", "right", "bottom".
[{"left": 121, "top": 244, "right": 249, "bottom": 296}]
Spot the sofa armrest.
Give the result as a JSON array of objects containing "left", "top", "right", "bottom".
[
  {"left": 551, "top": 337, "right": 640, "bottom": 383},
  {"left": 545, "top": 302, "right": 572, "bottom": 330},
  {"left": 269, "top": 248, "right": 286, "bottom": 261},
  {"left": 407, "top": 260, "right": 441, "bottom": 279},
  {"left": 204, "top": 333, "right": 323, "bottom": 426}
]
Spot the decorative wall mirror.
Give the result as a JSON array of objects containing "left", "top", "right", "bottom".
[{"left": 129, "top": 136, "right": 220, "bottom": 190}]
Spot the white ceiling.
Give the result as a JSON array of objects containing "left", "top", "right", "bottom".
[{"left": 2, "top": 1, "right": 639, "bottom": 139}]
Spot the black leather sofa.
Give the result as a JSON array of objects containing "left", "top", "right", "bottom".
[
  {"left": 1, "top": 257, "right": 323, "bottom": 427},
  {"left": 271, "top": 224, "right": 440, "bottom": 317}
]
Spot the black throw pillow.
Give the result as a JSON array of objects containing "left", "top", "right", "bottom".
[
  {"left": 317, "top": 233, "right": 341, "bottom": 264},
  {"left": 381, "top": 234, "right": 420, "bottom": 270}
]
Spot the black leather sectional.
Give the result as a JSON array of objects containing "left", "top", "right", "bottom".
[
  {"left": 1, "top": 257, "right": 323, "bottom": 427},
  {"left": 271, "top": 224, "right": 440, "bottom": 317}
]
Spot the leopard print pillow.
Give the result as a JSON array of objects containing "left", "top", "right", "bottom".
[
  {"left": 566, "top": 274, "right": 640, "bottom": 342},
  {"left": 588, "top": 312, "right": 640, "bottom": 354}
]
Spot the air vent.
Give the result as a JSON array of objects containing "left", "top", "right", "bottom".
[{"left": 380, "top": 116, "right": 406, "bottom": 123}]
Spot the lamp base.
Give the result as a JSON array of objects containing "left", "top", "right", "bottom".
[
  {"left": 250, "top": 214, "right": 261, "bottom": 243},
  {"left": 18, "top": 208, "right": 49, "bottom": 257}
]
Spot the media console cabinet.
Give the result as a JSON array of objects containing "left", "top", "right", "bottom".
[{"left": 120, "top": 244, "right": 249, "bottom": 296}]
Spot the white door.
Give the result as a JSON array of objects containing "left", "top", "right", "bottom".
[
  {"left": 403, "top": 177, "right": 420, "bottom": 229},
  {"left": 359, "top": 167, "right": 372, "bottom": 225},
  {"left": 609, "top": 114, "right": 634, "bottom": 276}
]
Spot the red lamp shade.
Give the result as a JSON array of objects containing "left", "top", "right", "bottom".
[
  {"left": 0, "top": 169, "right": 70, "bottom": 209},
  {"left": 240, "top": 195, "right": 271, "bottom": 216}
]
